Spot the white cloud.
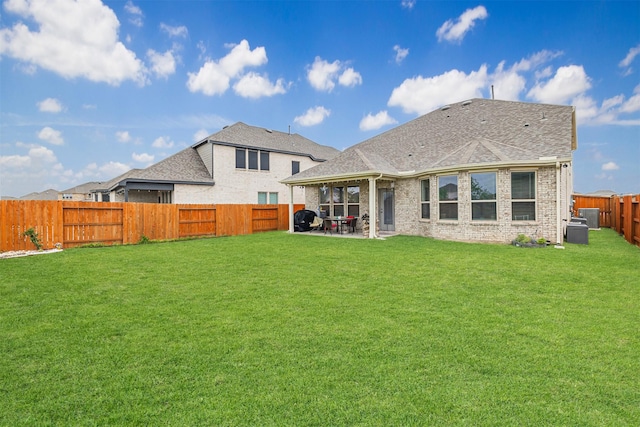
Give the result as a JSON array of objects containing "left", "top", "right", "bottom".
[
  {"left": 307, "top": 57, "right": 341, "bottom": 92},
  {"left": 306, "top": 57, "right": 362, "bottom": 92},
  {"left": 97, "top": 161, "right": 130, "bottom": 177},
  {"left": 37, "top": 127, "right": 64, "bottom": 145},
  {"left": 124, "top": 1, "right": 143, "bottom": 27},
  {"left": 116, "top": 131, "right": 132, "bottom": 143},
  {"left": 527, "top": 65, "right": 592, "bottom": 105},
  {"left": 294, "top": 106, "right": 331, "bottom": 127},
  {"left": 619, "top": 84, "right": 640, "bottom": 113},
  {"left": 132, "top": 152, "right": 154, "bottom": 163},
  {"left": 37, "top": 98, "right": 63, "bottom": 113},
  {"left": 359, "top": 111, "right": 398, "bottom": 131},
  {"left": 619, "top": 44, "right": 640, "bottom": 75},
  {"left": 233, "top": 72, "right": 288, "bottom": 98},
  {"left": 160, "top": 23, "right": 188, "bottom": 38},
  {"left": 147, "top": 49, "right": 176, "bottom": 79},
  {"left": 490, "top": 61, "right": 526, "bottom": 101},
  {"left": 0, "top": 0, "right": 147, "bottom": 86},
  {"left": 602, "top": 162, "right": 620, "bottom": 171},
  {"left": 393, "top": 45, "right": 409, "bottom": 64},
  {"left": 401, "top": 0, "right": 416, "bottom": 9},
  {"left": 29, "top": 145, "right": 57, "bottom": 163},
  {"left": 152, "top": 136, "right": 174, "bottom": 149},
  {"left": 436, "top": 5, "right": 488, "bottom": 43},
  {"left": 513, "top": 50, "right": 564, "bottom": 72},
  {"left": 193, "top": 129, "right": 209, "bottom": 142},
  {"left": 338, "top": 68, "right": 363, "bottom": 87},
  {"left": 0, "top": 153, "right": 31, "bottom": 169},
  {"left": 388, "top": 65, "right": 488, "bottom": 114},
  {"left": 186, "top": 39, "right": 267, "bottom": 96}
]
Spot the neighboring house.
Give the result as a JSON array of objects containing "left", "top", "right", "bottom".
[
  {"left": 59, "top": 182, "right": 101, "bottom": 201},
  {"left": 93, "top": 122, "right": 339, "bottom": 204},
  {"left": 282, "top": 99, "right": 577, "bottom": 244},
  {"left": 17, "top": 189, "right": 59, "bottom": 200}
]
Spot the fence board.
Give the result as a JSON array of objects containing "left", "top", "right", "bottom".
[{"left": 1, "top": 201, "right": 301, "bottom": 252}]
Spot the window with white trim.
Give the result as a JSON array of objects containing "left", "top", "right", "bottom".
[
  {"left": 258, "top": 192, "right": 278, "bottom": 204},
  {"left": 511, "top": 171, "right": 536, "bottom": 220},
  {"left": 438, "top": 175, "right": 458, "bottom": 220},
  {"left": 471, "top": 172, "right": 497, "bottom": 220}
]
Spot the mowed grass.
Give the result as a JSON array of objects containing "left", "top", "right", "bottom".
[{"left": 1, "top": 229, "right": 638, "bottom": 426}]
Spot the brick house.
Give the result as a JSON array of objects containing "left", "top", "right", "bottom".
[
  {"left": 93, "top": 122, "right": 339, "bottom": 204},
  {"left": 282, "top": 99, "right": 577, "bottom": 244}
]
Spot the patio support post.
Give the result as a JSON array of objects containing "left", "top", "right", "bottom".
[
  {"left": 368, "top": 177, "right": 377, "bottom": 238},
  {"left": 288, "top": 184, "right": 294, "bottom": 233}
]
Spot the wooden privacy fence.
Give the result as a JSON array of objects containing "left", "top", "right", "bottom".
[
  {"left": 573, "top": 194, "right": 640, "bottom": 247},
  {"left": 0, "top": 201, "right": 304, "bottom": 252}
]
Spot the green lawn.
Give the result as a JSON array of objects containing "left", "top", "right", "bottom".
[{"left": 1, "top": 229, "right": 638, "bottom": 426}]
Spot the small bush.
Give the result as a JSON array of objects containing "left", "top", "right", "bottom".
[
  {"left": 138, "top": 235, "right": 151, "bottom": 244},
  {"left": 515, "top": 234, "right": 531, "bottom": 244},
  {"left": 23, "top": 227, "right": 43, "bottom": 250}
]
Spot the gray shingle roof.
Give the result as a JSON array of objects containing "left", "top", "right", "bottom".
[
  {"left": 283, "top": 98, "right": 575, "bottom": 184},
  {"left": 196, "top": 122, "right": 340, "bottom": 161},
  {"left": 98, "top": 148, "right": 213, "bottom": 191}
]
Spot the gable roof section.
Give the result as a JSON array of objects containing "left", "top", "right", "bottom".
[
  {"left": 283, "top": 99, "right": 575, "bottom": 184},
  {"left": 195, "top": 122, "right": 340, "bottom": 161},
  {"left": 97, "top": 147, "right": 214, "bottom": 192}
]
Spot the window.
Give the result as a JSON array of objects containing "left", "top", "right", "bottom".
[
  {"left": 258, "top": 192, "right": 278, "bottom": 204},
  {"left": 333, "top": 186, "right": 345, "bottom": 216},
  {"left": 318, "top": 185, "right": 359, "bottom": 217},
  {"left": 471, "top": 172, "right": 497, "bottom": 220},
  {"left": 438, "top": 175, "right": 458, "bottom": 220},
  {"left": 292, "top": 161, "right": 300, "bottom": 175},
  {"left": 420, "top": 179, "right": 430, "bottom": 219},
  {"left": 260, "top": 152, "right": 269, "bottom": 171},
  {"left": 235, "top": 148, "right": 245, "bottom": 169},
  {"left": 512, "top": 171, "right": 536, "bottom": 220},
  {"left": 347, "top": 186, "right": 360, "bottom": 216},
  {"left": 248, "top": 150, "right": 259, "bottom": 170}
]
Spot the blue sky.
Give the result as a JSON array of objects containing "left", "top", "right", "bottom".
[{"left": 1, "top": 0, "right": 638, "bottom": 198}]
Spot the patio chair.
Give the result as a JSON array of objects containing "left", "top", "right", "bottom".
[
  {"left": 309, "top": 216, "right": 323, "bottom": 232},
  {"left": 345, "top": 216, "right": 356, "bottom": 233}
]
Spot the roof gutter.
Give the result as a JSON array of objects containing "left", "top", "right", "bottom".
[{"left": 282, "top": 157, "right": 573, "bottom": 186}]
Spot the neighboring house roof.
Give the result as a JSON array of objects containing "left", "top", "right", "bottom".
[
  {"left": 61, "top": 181, "right": 102, "bottom": 194},
  {"left": 96, "top": 148, "right": 214, "bottom": 192},
  {"left": 194, "top": 122, "right": 340, "bottom": 161},
  {"left": 19, "top": 189, "right": 60, "bottom": 200},
  {"left": 283, "top": 98, "right": 576, "bottom": 185}
]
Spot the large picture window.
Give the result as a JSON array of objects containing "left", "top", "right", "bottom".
[
  {"left": 512, "top": 171, "right": 536, "bottom": 220},
  {"left": 319, "top": 185, "right": 360, "bottom": 217},
  {"left": 438, "top": 175, "right": 458, "bottom": 220},
  {"left": 420, "top": 179, "right": 430, "bottom": 219},
  {"left": 471, "top": 172, "right": 497, "bottom": 220}
]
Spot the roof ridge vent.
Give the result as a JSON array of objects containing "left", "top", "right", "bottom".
[
  {"left": 441, "top": 105, "right": 451, "bottom": 111},
  {"left": 265, "top": 128, "right": 273, "bottom": 133},
  {"left": 462, "top": 100, "right": 472, "bottom": 106}
]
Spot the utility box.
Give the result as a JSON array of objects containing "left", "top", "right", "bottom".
[
  {"left": 578, "top": 208, "right": 600, "bottom": 229},
  {"left": 566, "top": 222, "right": 589, "bottom": 244},
  {"left": 570, "top": 217, "right": 588, "bottom": 225}
]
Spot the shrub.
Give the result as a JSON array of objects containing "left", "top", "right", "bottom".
[{"left": 23, "top": 227, "right": 43, "bottom": 250}]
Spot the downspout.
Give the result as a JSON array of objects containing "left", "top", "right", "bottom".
[
  {"left": 556, "top": 162, "right": 562, "bottom": 245},
  {"left": 369, "top": 174, "right": 383, "bottom": 238},
  {"left": 288, "top": 184, "right": 294, "bottom": 234}
]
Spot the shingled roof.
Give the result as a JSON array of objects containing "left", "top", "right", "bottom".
[
  {"left": 98, "top": 147, "right": 214, "bottom": 192},
  {"left": 195, "top": 122, "right": 340, "bottom": 161},
  {"left": 283, "top": 98, "right": 576, "bottom": 184}
]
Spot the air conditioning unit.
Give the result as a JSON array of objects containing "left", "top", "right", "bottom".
[{"left": 578, "top": 208, "right": 600, "bottom": 229}]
